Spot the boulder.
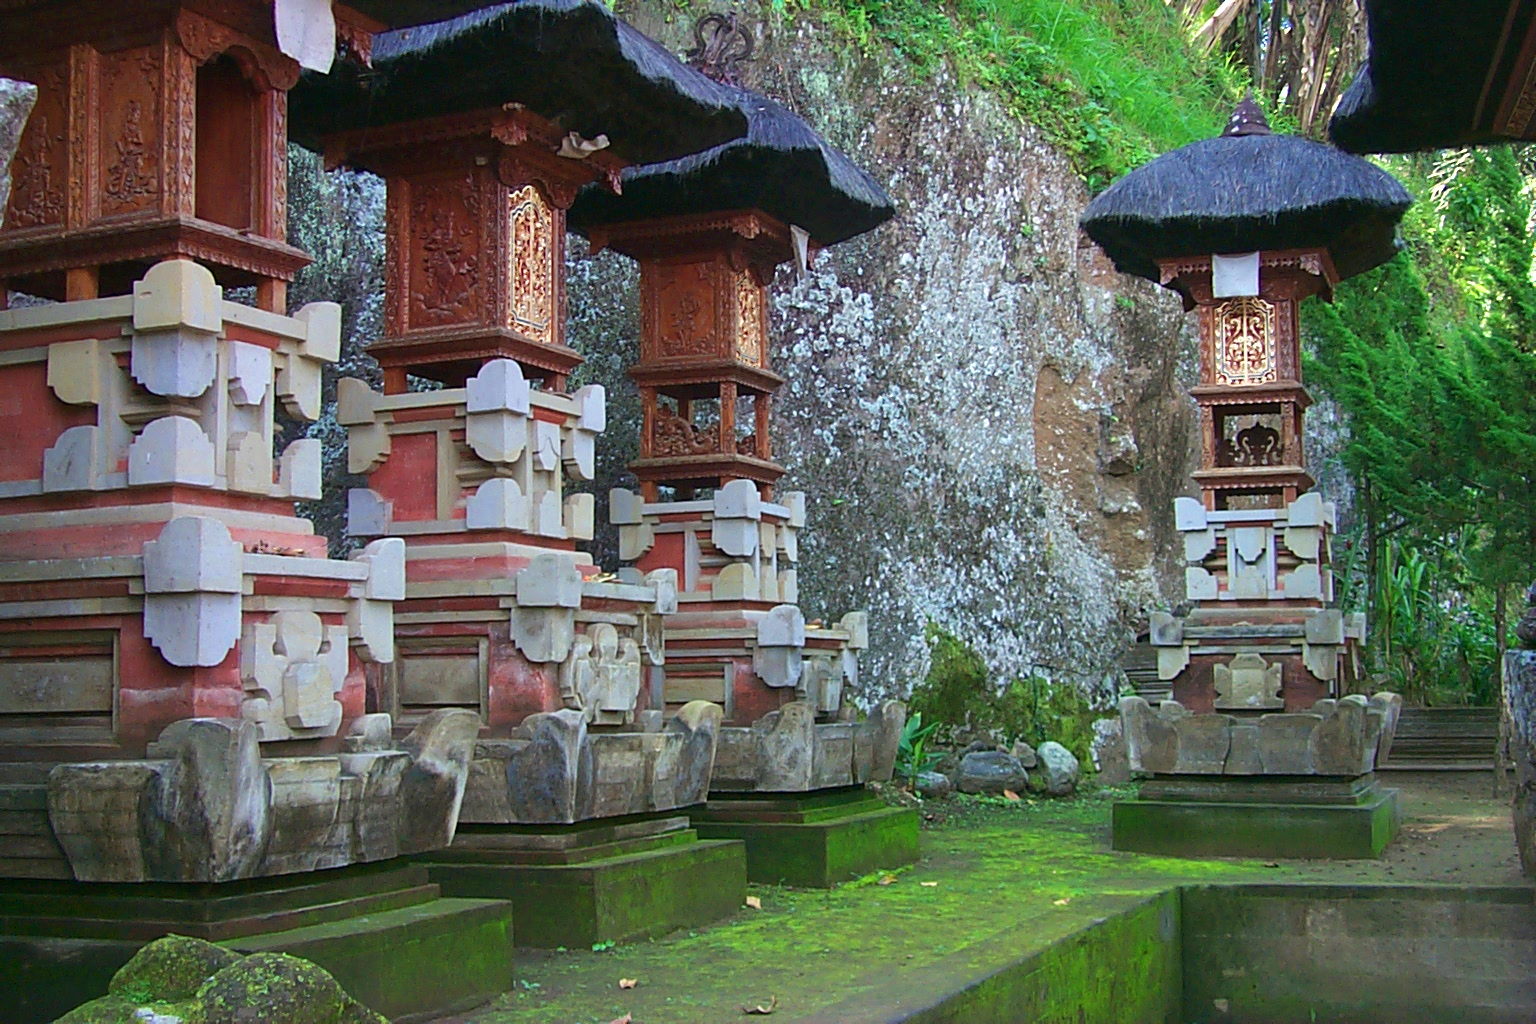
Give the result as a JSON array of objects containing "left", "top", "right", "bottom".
[
  {"left": 915, "top": 770, "right": 954, "bottom": 800},
  {"left": 1035, "top": 742, "right": 1080, "bottom": 796},
  {"left": 956, "top": 750, "right": 1028, "bottom": 795},
  {"left": 1090, "top": 718, "right": 1130, "bottom": 785},
  {"left": 1011, "top": 740, "right": 1039, "bottom": 768}
]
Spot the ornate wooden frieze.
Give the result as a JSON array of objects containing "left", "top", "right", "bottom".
[
  {"left": 98, "top": 44, "right": 162, "bottom": 219},
  {"left": 653, "top": 404, "right": 721, "bottom": 457},
  {"left": 7, "top": 60, "right": 66, "bottom": 230},
  {"left": 647, "top": 259, "right": 716, "bottom": 360},
  {"left": 407, "top": 171, "right": 484, "bottom": 329},
  {"left": 508, "top": 184, "right": 554, "bottom": 346},
  {"left": 1214, "top": 296, "right": 1277, "bottom": 386}
]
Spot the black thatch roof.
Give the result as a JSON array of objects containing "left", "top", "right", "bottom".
[
  {"left": 1080, "top": 101, "right": 1412, "bottom": 285},
  {"left": 1329, "top": 0, "right": 1536, "bottom": 153},
  {"left": 290, "top": 1, "right": 747, "bottom": 165},
  {"left": 566, "top": 85, "right": 894, "bottom": 247},
  {"left": 343, "top": 1, "right": 489, "bottom": 29}
]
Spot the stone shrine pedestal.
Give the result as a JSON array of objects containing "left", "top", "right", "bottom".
[{"left": 1111, "top": 694, "right": 1402, "bottom": 859}]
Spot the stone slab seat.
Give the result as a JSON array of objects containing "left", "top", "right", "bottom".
[
  {"left": 0, "top": 858, "right": 513, "bottom": 1024},
  {"left": 417, "top": 820, "right": 746, "bottom": 948},
  {"left": 690, "top": 786, "right": 919, "bottom": 887},
  {"left": 1112, "top": 784, "right": 1401, "bottom": 859}
]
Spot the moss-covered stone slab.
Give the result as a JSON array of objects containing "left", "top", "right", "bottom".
[
  {"left": 691, "top": 787, "right": 920, "bottom": 886},
  {"left": 1112, "top": 787, "right": 1400, "bottom": 859},
  {"left": 422, "top": 832, "right": 746, "bottom": 948}
]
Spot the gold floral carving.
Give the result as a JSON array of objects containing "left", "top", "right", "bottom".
[
  {"left": 1214, "top": 296, "right": 1277, "bottom": 386},
  {"left": 735, "top": 271, "right": 763, "bottom": 365},
  {"left": 508, "top": 184, "right": 553, "bottom": 346}
]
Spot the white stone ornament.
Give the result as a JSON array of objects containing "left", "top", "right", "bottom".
[{"left": 240, "top": 610, "right": 349, "bottom": 741}]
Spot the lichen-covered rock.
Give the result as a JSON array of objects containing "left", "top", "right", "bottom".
[
  {"left": 1035, "top": 741, "right": 1081, "bottom": 796},
  {"left": 0, "top": 77, "right": 36, "bottom": 225},
  {"left": 51, "top": 937, "right": 386, "bottom": 1024},
  {"left": 956, "top": 751, "right": 1028, "bottom": 795},
  {"left": 109, "top": 934, "right": 241, "bottom": 1003},
  {"left": 915, "top": 770, "right": 953, "bottom": 800},
  {"left": 1091, "top": 717, "right": 1131, "bottom": 786}
]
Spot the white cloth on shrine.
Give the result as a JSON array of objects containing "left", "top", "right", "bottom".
[
  {"left": 1212, "top": 251, "right": 1260, "bottom": 298},
  {"left": 276, "top": 0, "right": 337, "bottom": 73}
]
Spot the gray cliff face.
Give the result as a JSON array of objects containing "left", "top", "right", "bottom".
[{"left": 578, "top": 4, "right": 1202, "bottom": 701}]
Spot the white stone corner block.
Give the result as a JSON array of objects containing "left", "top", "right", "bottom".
[
  {"left": 347, "top": 487, "right": 393, "bottom": 536},
  {"left": 466, "top": 477, "right": 529, "bottom": 531},
  {"left": 784, "top": 491, "right": 807, "bottom": 528},
  {"left": 1156, "top": 644, "right": 1191, "bottom": 681},
  {"left": 356, "top": 537, "right": 406, "bottom": 602},
  {"left": 143, "top": 516, "right": 244, "bottom": 594},
  {"left": 226, "top": 431, "right": 272, "bottom": 495},
  {"left": 276, "top": 348, "right": 323, "bottom": 422},
  {"left": 1183, "top": 527, "right": 1216, "bottom": 564},
  {"left": 1281, "top": 563, "right": 1322, "bottom": 599},
  {"left": 758, "top": 604, "right": 807, "bottom": 648},
  {"left": 336, "top": 377, "right": 381, "bottom": 426},
  {"left": 780, "top": 569, "right": 799, "bottom": 604},
  {"left": 294, "top": 301, "right": 342, "bottom": 364},
  {"left": 712, "top": 518, "right": 758, "bottom": 559},
  {"left": 1149, "top": 610, "right": 1183, "bottom": 646},
  {"left": 278, "top": 438, "right": 322, "bottom": 501},
  {"left": 131, "top": 327, "right": 218, "bottom": 399},
  {"left": 128, "top": 416, "right": 216, "bottom": 488},
  {"left": 515, "top": 552, "right": 584, "bottom": 608},
  {"left": 1304, "top": 608, "right": 1346, "bottom": 646},
  {"left": 714, "top": 478, "right": 762, "bottom": 520},
  {"left": 466, "top": 409, "right": 528, "bottom": 465},
  {"left": 713, "top": 563, "right": 757, "bottom": 601},
  {"left": 348, "top": 598, "right": 395, "bottom": 664},
  {"left": 574, "top": 384, "right": 606, "bottom": 432},
  {"left": 47, "top": 338, "right": 104, "bottom": 406},
  {"left": 531, "top": 489, "right": 564, "bottom": 538},
  {"left": 839, "top": 611, "right": 870, "bottom": 650},
  {"left": 532, "top": 420, "right": 561, "bottom": 472},
  {"left": 42, "top": 425, "right": 101, "bottom": 492},
  {"left": 466, "top": 359, "right": 531, "bottom": 415},
  {"left": 1287, "top": 491, "right": 1325, "bottom": 528},
  {"left": 564, "top": 492, "right": 595, "bottom": 541},
  {"left": 645, "top": 568, "right": 678, "bottom": 615},
  {"left": 1185, "top": 566, "right": 1218, "bottom": 601},
  {"left": 144, "top": 591, "right": 242, "bottom": 668},
  {"left": 562, "top": 427, "right": 596, "bottom": 481},
  {"left": 618, "top": 521, "right": 655, "bottom": 562},
  {"left": 1173, "top": 496, "right": 1208, "bottom": 531},
  {"left": 132, "top": 259, "right": 222, "bottom": 335},
  {"left": 226, "top": 341, "right": 273, "bottom": 407},
  {"left": 609, "top": 488, "right": 644, "bottom": 525}
]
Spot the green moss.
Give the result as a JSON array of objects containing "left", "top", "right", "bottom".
[
  {"left": 694, "top": 804, "right": 919, "bottom": 886},
  {"left": 107, "top": 933, "right": 241, "bottom": 1003}
]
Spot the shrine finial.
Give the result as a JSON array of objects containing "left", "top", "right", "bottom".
[
  {"left": 1223, "top": 93, "right": 1272, "bottom": 137},
  {"left": 685, "top": 12, "right": 754, "bottom": 86}
]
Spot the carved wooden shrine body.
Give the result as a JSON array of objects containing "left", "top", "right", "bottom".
[
  {"left": 0, "top": 0, "right": 316, "bottom": 310},
  {"left": 594, "top": 212, "right": 896, "bottom": 793},
  {"left": 1149, "top": 249, "right": 1361, "bottom": 715},
  {"left": 330, "top": 107, "right": 723, "bottom": 825}
]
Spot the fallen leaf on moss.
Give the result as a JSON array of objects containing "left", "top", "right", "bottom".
[
  {"left": 742, "top": 995, "right": 778, "bottom": 1015},
  {"left": 877, "top": 874, "right": 897, "bottom": 886},
  {"left": 1002, "top": 789, "right": 1022, "bottom": 801},
  {"left": 920, "top": 881, "right": 939, "bottom": 887},
  {"left": 618, "top": 978, "right": 638, "bottom": 989},
  {"left": 608, "top": 1015, "right": 632, "bottom": 1024},
  {"left": 745, "top": 895, "right": 762, "bottom": 910},
  {"left": 1053, "top": 898, "right": 1071, "bottom": 906}
]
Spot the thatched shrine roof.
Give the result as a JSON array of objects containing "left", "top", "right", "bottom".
[
  {"left": 1080, "top": 100, "right": 1412, "bottom": 286},
  {"left": 343, "top": 1, "right": 489, "bottom": 28},
  {"left": 1330, "top": 0, "right": 1536, "bottom": 153},
  {"left": 567, "top": 85, "right": 894, "bottom": 248},
  {"left": 290, "top": 1, "right": 747, "bottom": 165}
]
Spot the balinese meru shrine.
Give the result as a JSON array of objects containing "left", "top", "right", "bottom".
[{"left": 0, "top": 0, "right": 1529, "bottom": 1022}]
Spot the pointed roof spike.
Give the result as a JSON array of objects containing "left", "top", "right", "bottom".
[{"left": 1224, "top": 94, "right": 1272, "bottom": 137}]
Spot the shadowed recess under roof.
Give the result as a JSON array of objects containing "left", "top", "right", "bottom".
[
  {"left": 1329, "top": 0, "right": 1536, "bottom": 154},
  {"left": 289, "top": 0, "right": 747, "bottom": 166},
  {"left": 568, "top": 84, "right": 894, "bottom": 248},
  {"left": 1080, "top": 101, "right": 1412, "bottom": 288}
]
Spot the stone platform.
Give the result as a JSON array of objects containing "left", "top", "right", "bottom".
[
  {"left": 419, "top": 813, "right": 746, "bottom": 947},
  {"left": 1112, "top": 774, "right": 1401, "bottom": 859},
  {"left": 691, "top": 785, "right": 920, "bottom": 887},
  {"left": 0, "top": 859, "right": 513, "bottom": 1024}
]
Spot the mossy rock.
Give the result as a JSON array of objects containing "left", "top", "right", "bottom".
[
  {"left": 52, "top": 938, "right": 387, "bottom": 1024},
  {"left": 195, "top": 952, "right": 385, "bottom": 1024},
  {"left": 110, "top": 934, "right": 242, "bottom": 1003}
]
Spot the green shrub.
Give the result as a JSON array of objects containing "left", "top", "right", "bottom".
[{"left": 910, "top": 624, "right": 1105, "bottom": 767}]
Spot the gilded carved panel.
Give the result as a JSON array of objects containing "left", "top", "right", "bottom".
[
  {"left": 508, "top": 184, "right": 554, "bottom": 346},
  {"left": 734, "top": 270, "right": 764, "bottom": 366},
  {"left": 1214, "top": 296, "right": 1277, "bottom": 386}
]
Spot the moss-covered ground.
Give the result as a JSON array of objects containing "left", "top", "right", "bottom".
[{"left": 432, "top": 773, "right": 1524, "bottom": 1024}]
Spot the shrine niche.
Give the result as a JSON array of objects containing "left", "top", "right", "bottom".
[
  {"left": 1083, "top": 98, "right": 1413, "bottom": 859},
  {"left": 0, "top": 3, "right": 309, "bottom": 309}
]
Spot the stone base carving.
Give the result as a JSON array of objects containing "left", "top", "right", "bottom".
[
  {"left": 46, "top": 709, "right": 478, "bottom": 882},
  {"left": 709, "top": 699, "right": 905, "bottom": 792},
  {"left": 1119, "top": 692, "right": 1400, "bottom": 776},
  {"left": 1506, "top": 649, "right": 1536, "bottom": 876},
  {"left": 458, "top": 699, "right": 722, "bottom": 824}
]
